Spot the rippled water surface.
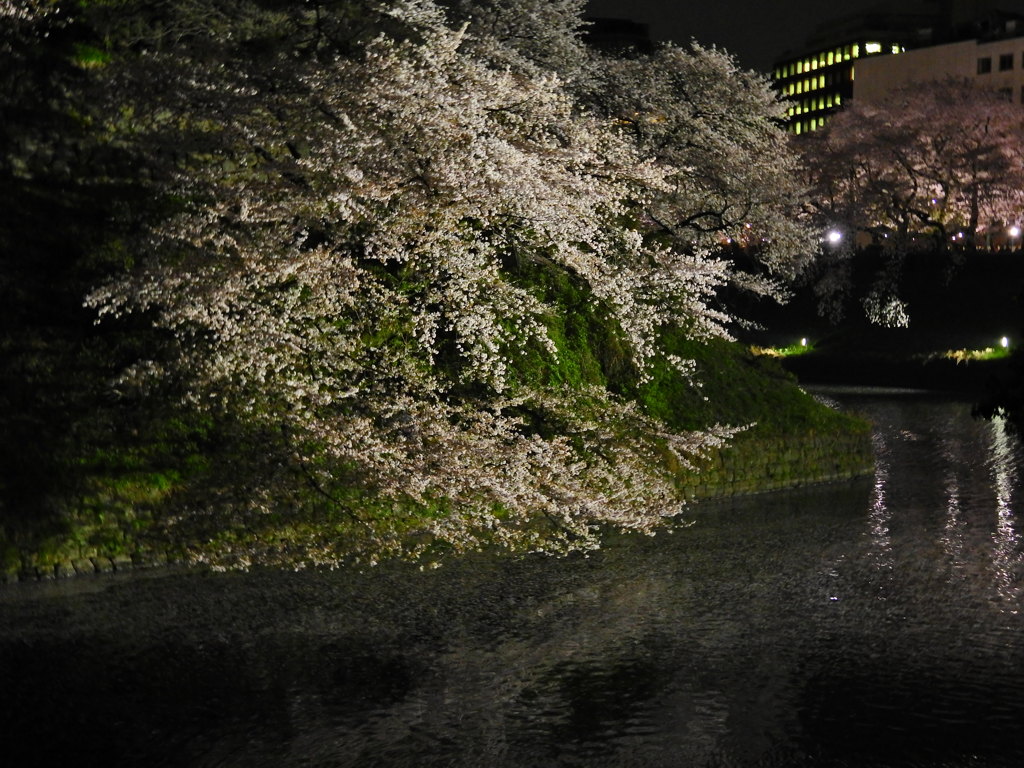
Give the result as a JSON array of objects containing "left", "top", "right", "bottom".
[{"left": 3, "top": 389, "right": 1024, "bottom": 767}]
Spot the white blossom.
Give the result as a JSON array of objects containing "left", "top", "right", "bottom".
[{"left": 78, "top": 0, "right": 805, "bottom": 560}]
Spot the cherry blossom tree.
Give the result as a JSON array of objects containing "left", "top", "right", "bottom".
[
  {"left": 798, "top": 80, "right": 1024, "bottom": 324},
  {"left": 803, "top": 80, "right": 1024, "bottom": 251},
  {"left": 0, "top": 0, "right": 825, "bottom": 563},
  {"left": 440, "top": 0, "right": 593, "bottom": 83},
  {"left": 443, "top": 3, "right": 813, "bottom": 297},
  {"left": 582, "top": 43, "right": 815, "bottom": 300},
  {"left": 68, "top": 0, "right": 766, "bottom": 559}
]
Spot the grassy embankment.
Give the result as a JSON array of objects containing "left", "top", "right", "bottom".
[
  {"left": 0, "top": 218, "right": 871, "bottom": 580},
  {"left": 0, "top": 32, "right": 870, "bottom": 577},
  {"left": 743, "top": 248, "right": 1024, "bottom": 394}
]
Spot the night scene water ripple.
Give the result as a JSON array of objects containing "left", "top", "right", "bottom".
[{"left": 2, "top": 389, "right": 1024, "bottom": 767}]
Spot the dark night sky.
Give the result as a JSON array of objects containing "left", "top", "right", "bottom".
[{"left": 584, "top": 0, "right": 1024, "bottom": 71}]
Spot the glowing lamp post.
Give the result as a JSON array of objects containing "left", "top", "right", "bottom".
[
  {"left": 1009, "top": 226, "right": 1021, "bottom": 252},
  {"left": 826, "top": 230, "right": 842, "bottom": 245}
]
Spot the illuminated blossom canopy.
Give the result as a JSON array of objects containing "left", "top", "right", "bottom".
[
  {"left": 798, "top": 79, "right": 1024, "bottom": 324},
  {"left": 6, "top": 0, "right": 812, "bottom": 559}
]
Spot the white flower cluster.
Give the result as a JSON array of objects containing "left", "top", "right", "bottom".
[
  {"left": 802, "top": 80, "right": 1024, "bottom": 251},
  {"left": 82, "top": 0, "right": 808, "bottom": 559},
  {"left": 584, "top": 43, "right": 816, "bottom": 287},
  {"left": 1, "top": 0, "right": 55, "bottom": 22}
]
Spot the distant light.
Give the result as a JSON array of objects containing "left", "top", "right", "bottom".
[
  {"left": 826, "top": 230, "right": 842, "bottom": 244},
  {"left": 800, "top": 338, "right": 808, "bottom": 347},
  {"left": 1001, "top": 336, "right": 1010, "bottom": 348},
  {"left": 1011, "top": 226, "right": 1021, "bottom": 238}
]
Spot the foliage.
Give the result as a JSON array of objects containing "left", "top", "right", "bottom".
[
  {"left": 441, "top": 0, "right": 592, "bottom": 83},
  {"left": 583, "top": 43, "right": 815, "bottom": 296},
  {"left": 2, "top": 0, "right": 821, "bottom": 563},
  {"left": 797, "top": 80, "right": 1024, "bottom": 325},
  {"left": 750, "top": 341, "right": 813, "bottom": 358},
  {"left": 940, "top": 345, "right": 1011, "bottom": 364},
  {"left": 631, "top": 334, "right": 858, "bottom": 437}
]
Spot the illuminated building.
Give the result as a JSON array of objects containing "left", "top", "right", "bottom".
[
  {"left": 772, "top": 39, "right": 908, "bottom": 135},
  {"left": 854, "top": 20, "right": 1024, "bottom": 104},
  {"left": 771, "top": 2, "right": 1024, "bottom": 134},
  {"left": 771, "top": 7, "right": 935, "bottom": 135}
]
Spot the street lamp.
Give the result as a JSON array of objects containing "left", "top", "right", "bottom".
[
  {"left": 1009, "top": 225, "right": 1021, "bottom": 251},
  {"left": 826, "top": 230, "right": 842, "bottom": 245}
]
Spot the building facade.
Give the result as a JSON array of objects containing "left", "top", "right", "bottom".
[
  {"left": 854, "top": 30, "right": 1024, "bottom": 103},
  {"left": 771, "top": 2, "right": 1024, "bottom": 133},
  {"left": 772, "top": 40, "right": 906, "bottom": 135}
]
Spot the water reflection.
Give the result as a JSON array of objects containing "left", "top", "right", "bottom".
[
  {"left": 2, "top": 390, "right": 1024, "bottom": 767},
  {"left": 941, "top": 431, "right": 967, "bottom": 580},
  {"left": 868, "top": 429, "right": 894, "bottom": 576},
  {"left": 988, "top": 416, "right": 1023, "bottom": 609}
]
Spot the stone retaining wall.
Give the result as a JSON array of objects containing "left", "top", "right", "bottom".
[
  {"left": 2, "top": 550, "right": 182, "bottom": 586},
  {"left": 3, "top": 430, "right": 875, "bottom": 584},
  {"left": 674, "top": 429, "right": 875, "bottom": 501}
]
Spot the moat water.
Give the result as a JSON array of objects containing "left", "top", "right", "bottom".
[{"left": 2, "top": 388, "right": 1023, "bottom": 767}]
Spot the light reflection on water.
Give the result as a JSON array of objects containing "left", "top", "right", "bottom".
[
  {"left": 2, "top": 389, "right": 1024, "bottom": 767},
  {"left": 869, "top": 428, "right": 894, "bottom": 575},
  {"left": 988, "top": 415, "right": 1022, "bottom": 609}
]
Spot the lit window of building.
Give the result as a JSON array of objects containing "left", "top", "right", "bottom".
[{"left": 770, "top": 13, "right": 923, "bottom": 136}]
